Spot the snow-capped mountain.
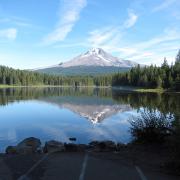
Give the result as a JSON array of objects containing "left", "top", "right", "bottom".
[
  {"left": 34, "top": 48, "right": 140, "bottom": 75},
  {"left": 59, "top": 48, "right": 138, "bottom": 68},
  {"left": 60, "top": 103, "right": 132, "bottom": 123}
]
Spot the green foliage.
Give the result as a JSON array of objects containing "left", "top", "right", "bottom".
[
  {"left": 0, "top": 66, "right": 95, "bottom": 86},
  {"left": 129, "top": 110, "right": 173, "bottom": 143},
  {"left": 112, "top": 51, "right": 180, "bottom": 91},
  {"left": 176, "top": 49, "right": 180, "bottom": 63},
  {"left": 130, "top": 109, "right": 180, "bottom": 172}
]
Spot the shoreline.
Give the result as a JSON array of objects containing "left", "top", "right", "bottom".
[
  {"left": 1, "top": 137, "right": 180, "bottom": 178},
  {"left": 0, "top": 85, "right": 179, "bottom": 93}
]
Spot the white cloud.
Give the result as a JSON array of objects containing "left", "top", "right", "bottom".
[
  {"left": 87, "top": 8, "right": 138, "bottom": 48},
  {"left": 0, "top": 28, "right": 17, "bottom": 40},
  {"left": 86, "top": 23, "right": 180, "bottom": 66},
  {"left": 132, "top": 28, "right": 180, "bottom": 50},
  {"left": 123, "top": 10, "right": 138, "bottom": 28},
  {"left": 122, "top": 29, "right": 180, "bottom": 65},
  {"left": 153, "top": 0, "right": 177, "bottom": 12},
  {"left": 43, "top": 0, "right": 87, "bottom": 45},
  {"left": 0, "top": 16, "right": 33, "bottom": 28},
  {"left": 88, "top": 27, "right": 120, "bottom": 47}
]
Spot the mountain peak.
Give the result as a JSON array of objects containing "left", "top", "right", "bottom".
[
  {"left": 34, "top": 48, "right": 140, "bottom": 74},
  {"left": 57, "top": 48, "right": 139, "bottom": 68},
  {"left": 85, "top": 48, "right": 105, "bottom": 55}
]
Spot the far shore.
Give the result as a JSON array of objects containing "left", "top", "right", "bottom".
[{"left": 0, "top": 84, "right": 179, "bottom": 93}]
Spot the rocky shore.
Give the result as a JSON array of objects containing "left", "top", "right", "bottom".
[
  {"left": 0, "top": 137, "right": 180, "bottom": 179},
  {"left": 5, "top": 137, "right": 126, "bottom": 155}
]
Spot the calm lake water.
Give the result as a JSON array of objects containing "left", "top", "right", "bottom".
[{"left": 0, "top": 87, "right": 179, "bottom": 152}]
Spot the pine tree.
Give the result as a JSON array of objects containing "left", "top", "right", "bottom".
[
  {"left": 176, "top": 49, "right": 180, "bottom": 63},
  {"left": 162, "top": 57, "right": 169, "bottom": 69},
  {"left": 156, "top": 75, "right": 162, "bottom": 88}
]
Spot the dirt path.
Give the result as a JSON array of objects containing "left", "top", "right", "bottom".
[
  {"left": 1, "top": 152, "right": 179, "bottom": 180},
  {"left": 0, "top": 158, "right": 13, "bottom": 180},
  {"left": 25, "top": 152, "right": 180, "bottom": 180}
]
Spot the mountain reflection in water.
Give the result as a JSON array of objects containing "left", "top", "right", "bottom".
[{"left": 0, "top": 87, "right": 179, "bottom": 151}]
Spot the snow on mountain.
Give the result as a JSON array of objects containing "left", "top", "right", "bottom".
[
  {"left": 58, "top": 48, "right": 138, "bottom": 68},
  {"left": 32, "top": 48, "right": 141, "bottom": 75},
  {"left": 41, "top": 97, "right": 132, "bottom": 123},
  {"left": 60, "top": 103, "right": 132, "bottom": 123}
]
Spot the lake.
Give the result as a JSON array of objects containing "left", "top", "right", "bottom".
[{"left": 0, "top": 87, "right": 179, "bottom": 152}]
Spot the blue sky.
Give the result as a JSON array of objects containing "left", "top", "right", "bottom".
[{"left": 0, "top": 0, "right": 180, "bottom": 69}]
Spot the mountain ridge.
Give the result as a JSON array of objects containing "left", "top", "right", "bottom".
[
  {"left": 34, "top": 48, "right": 140, "bottom": 75},
  {"left": 58, "top": 48, "right": 138, "bottom": 68}
]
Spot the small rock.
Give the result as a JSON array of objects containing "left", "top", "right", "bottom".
[
  {"left": 16, "top": 137, "right": 41, "bottom": 154},
  {"left": 5, "top": 146, "right": 17, "bottom": 154},
  {"left": 43, "top": 140, "right": 65, "bottom": 153}
]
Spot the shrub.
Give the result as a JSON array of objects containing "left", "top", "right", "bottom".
[{"left": 129, "top": 110, "right": 173, "bottom": 144}]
